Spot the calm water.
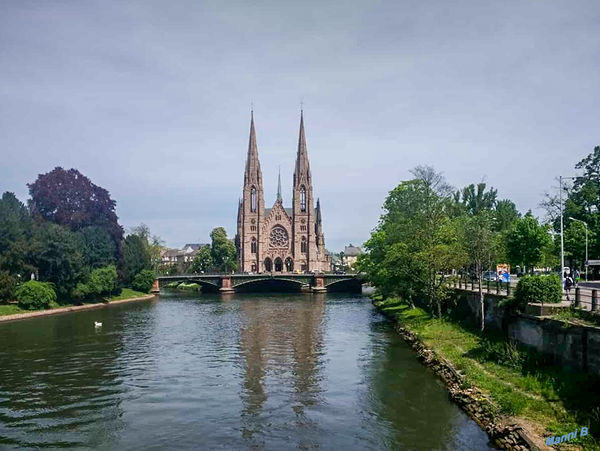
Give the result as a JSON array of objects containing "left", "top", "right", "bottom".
[{"left": 0, "top": 293, "right": 493, "bottom": 450}]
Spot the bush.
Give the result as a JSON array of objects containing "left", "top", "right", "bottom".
[
  {"left": 132, "top": 269, "right": 155, "bottom": 293},
  {"left": 16, "top": 281, "right": 56, "bottom": 310},
  {"left": 514, "top": 274, "right": 562, "bottom": 307},
  {"left": 0, "top": 271, "right": 18, "bottom": 302},
  {"left": 73, "top": 265, "right": 117, "bottom": 301}
]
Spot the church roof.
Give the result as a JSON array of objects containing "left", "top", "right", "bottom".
[
  {"left": 264, "top": 207, "right": 319, "bottom": 217},
  {"left": 264, "top": 207, "right": 293, "bottom": 217}
]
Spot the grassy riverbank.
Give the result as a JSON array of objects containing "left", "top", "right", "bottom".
[
  {"left": 375, "top": 297, "right": 600, "bottom": 450},
  {"left": 0, "top": 288, "right": 149, "bottom": 317}
]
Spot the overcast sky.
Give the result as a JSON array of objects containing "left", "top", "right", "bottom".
[{"left": 1, "top": 1, "right": 599, "bottom": 251}]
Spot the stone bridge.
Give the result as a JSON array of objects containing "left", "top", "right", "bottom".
[{"left": 153, "top": 273, "right": 364, "bottom": 294}]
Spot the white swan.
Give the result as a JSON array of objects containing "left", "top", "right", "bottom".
[{"left": 94, "top": 321, "right": 102, "bottom": 328}]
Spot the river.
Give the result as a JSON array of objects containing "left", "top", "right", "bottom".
[{"left": 0, "top": 292, "right": 493, "bottom": 450}]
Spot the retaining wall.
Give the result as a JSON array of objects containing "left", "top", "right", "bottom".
[{"left": 454, "top": 290, "right": 600, "bottom": 377}]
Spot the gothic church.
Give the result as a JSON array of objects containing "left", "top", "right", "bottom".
[{"left": 236, "top": 112, "right": 329, "bottom": 273}]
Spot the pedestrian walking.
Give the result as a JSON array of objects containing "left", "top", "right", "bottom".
[
  {"left": 574, "top": 269, "right": 581, "bottom": 287},
  {"left": 564, "top": 273, "right": 574, "bottom": 302}
]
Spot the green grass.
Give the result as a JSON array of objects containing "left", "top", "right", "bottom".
[
  {"left": 552, "top": 307, "right": 600, "bottom": 327},
  {"left": 0, "top": 304, "right": 26, "bottom": 316},
  {"left": 107, "top": 288, "right": 148, "bottom": 301},
  {"left": 375, "top": 297, "right": 600, "bottom": 449}
]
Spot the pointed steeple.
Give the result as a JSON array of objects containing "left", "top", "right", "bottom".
[
  {"left": 245, "top": 110, "right": 262, "bottom": 185},
  {"left": 294, "top": 109, "right": 311, "bottom": 186},
  {"left": 316, "top": 198, "right": 322, "bottom": 224},
  {"left": 277, "top": 166, "right": 282, "bottom": 202}
]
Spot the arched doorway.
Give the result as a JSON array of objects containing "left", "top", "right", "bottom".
[
  {"left": 264, "top": 257, "right": 272, "bottom": 272},
  {"left": 274, "top": 257, "right": 283, "bottom": 272},
  {"left": 285, "top": 257, "right": 293, "bottom": 272}
]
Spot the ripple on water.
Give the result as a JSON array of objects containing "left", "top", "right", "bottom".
[{"left": 0, "top": 294, "right": 494, "bottom": 450}]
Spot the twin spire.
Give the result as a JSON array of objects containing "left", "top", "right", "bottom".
[{"left": 245, "top": 110, "right": 309, "bottom": 203}]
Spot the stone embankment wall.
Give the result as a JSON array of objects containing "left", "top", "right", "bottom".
[
  {"left": 455, "top": 290, "right": 600, "bottom": 377},
  {"left": 392, "top": 319, "right": 538, "bottom": 450}
]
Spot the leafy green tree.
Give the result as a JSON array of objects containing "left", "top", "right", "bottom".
[
  {"left": 210, "top": 227, "right": 237, "bottom": 272},
  {"left": 16, "top": 280, "right": 56, "bottom": 310},
  {"left": 0, "top": 271, "right": 18, "bottom": 302},
  {"left": 564, "top": 220, "right": 592, "bottom": 269},
  {"left": 455, "top": 183, "right": 497, "bottom": 215},
  {"left": 189, "top": 246, "right": 213, "bottom": 273},
  {"left": 31, "top": 223, "right": 87, "bottom": 301},
  {"left": 506, "top": 213, "right": 552, "bottom": 273},
  {"left": 79, "top": 226, "right": 116, "bottom": 269},
  {"left": 118, "top": 234, "right": 151, "bottom": 286},
  {"left": 130, "top": 224, "right": 164, "bottom": 270},
  {"left": 0, "top": 192, "right": 35, "bottom": 277},
  {"left": 494, "top": 199, "right": 520, "bottom": 232},
  {"left": 132, "top": 269, "right": 156, "bottom": 293},
  {"left": 461, "top": 211, "right": 495, "bottom": 331},
  {"left": 360, "top": 167, "right": 466, "bottom": 316},
  {"left": 73, "top": 265, "right": 117, "bottom": 300}
]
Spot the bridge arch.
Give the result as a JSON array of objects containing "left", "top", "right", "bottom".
[
  {"left": 323, "top": 277, "right": 363, "bottom": 293},
  {"left": 233, "top": 277, "right": 306, "bottom": 293}
]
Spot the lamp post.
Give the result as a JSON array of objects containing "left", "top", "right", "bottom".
[{"left": 569, "top": 217, "right": 588, "bottom": 281}]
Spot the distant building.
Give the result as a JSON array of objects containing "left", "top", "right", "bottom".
[
  {"left": 343, "top": 244, "right": 362, "bottom": 269},
  {"left": 160, "top": 243, "right": 209, "bottom": 265}
]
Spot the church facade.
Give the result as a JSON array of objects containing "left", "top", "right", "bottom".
[{"left": 236, "top": 112, "right": 330, "bottom": 274}]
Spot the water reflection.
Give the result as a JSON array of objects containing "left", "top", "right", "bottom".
[{"left": 0, "top": 294, "right": 492, "bottom": 450}]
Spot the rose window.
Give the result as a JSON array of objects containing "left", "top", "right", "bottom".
[{"left": 269, "top": 226, "right": 289, "bottom": 248}]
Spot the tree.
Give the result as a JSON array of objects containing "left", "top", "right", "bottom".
[
  {"left": 30, "top": 223, "right": 87, "bottom": 301},
  {"left": 506, "top": 213, "right": 552, "bottom": 273},
  {"left": 494, "top": 199, "right": 520, "bottom": 232},
  {"left": 189, "top": 246, "right": 213, "bottom": 273},
  {"left": 461, "top": 211, "right": 495, "bottom": 331},
  {"left": 0, "top": 192, "right": 35, "bottom": 277},
  {"left": 28, "top": 167, "right": 123, "bottom": 252},
  {"left": 132, "top": 269, "right": 156, "bottom": 293},
  {"left": 456, "top": 183, "right": 497, "bottom": 216},
  {"left": 130, "top": 223, "right": 164, "bottom": 270},
  {"left": 118, "top": 234, "right": 151, "bottom": 286},
  {"left": 564, "top": 220, "right": 592, "bottom": 269},
  {"left": 210, "top": 227, "right": 237, "bottom": 272},
  {"left": 79, "top": 226, "right": 116, "bottom": 269},
  {"left": 73, "top": 265, "right": 117, "bottom": 301},
  {"left": 360, "top": 167, "right": 466, "bottom": 316},
  {"left": 0, "top": 271, "right": 18, "bottom": 303}
]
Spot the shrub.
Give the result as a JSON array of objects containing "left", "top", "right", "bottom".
[
  {"left": 88, "top": 265, "right": 117, "bottom": 296},
  {"left": 132, "top": 269, "right": 155, "bottom": 293},
  {"left": 16, "top": 281, "right": 56, "bottom": 310},
  {"left": 0, "top": 272, "right": 18, "bottom": 302},
  {"left": 514, "top": 274, "right": 562, "bottom": 307},
  {"left": 72, "top": 265, "right": 117, "bottom": 301}
]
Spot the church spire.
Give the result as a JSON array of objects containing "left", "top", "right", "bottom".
[
  {"left": 277, "top": 166, "right": 282, "bottom": 202},
  {"left": 244, "top": 110, "right": 262, "bottom": 186},
  {"left": 294, "top": 109, "right": 311, "bottom": 186}
]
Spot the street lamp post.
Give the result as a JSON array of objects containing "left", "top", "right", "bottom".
[{"left": 569, "top": 217, "right": 588, "bottom": 281}]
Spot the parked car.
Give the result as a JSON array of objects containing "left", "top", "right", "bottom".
[{"left": 482, "top": 271, "right": 498, "bottom": 282}]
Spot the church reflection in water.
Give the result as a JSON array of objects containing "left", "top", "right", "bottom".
[{"left": 238, "top": 295, "right": 326, "bottom": 439}]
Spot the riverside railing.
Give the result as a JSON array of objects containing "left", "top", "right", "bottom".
[
  {"left": 451, "top": 274, "right": 513, "bottom": 297},
  {"left": 451, "top": 275, "right": 599, "bottom": 313}
]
